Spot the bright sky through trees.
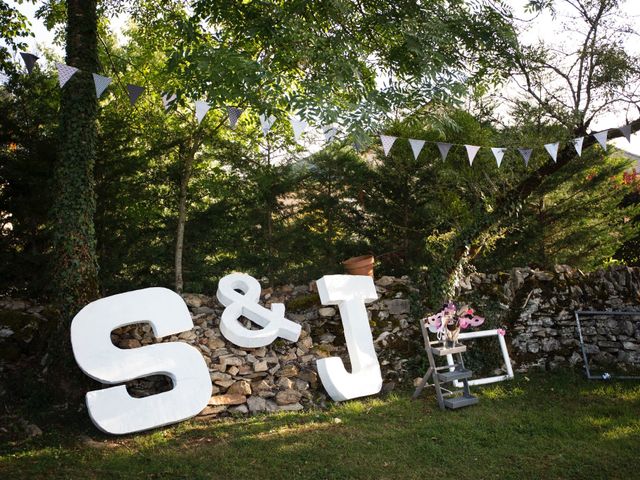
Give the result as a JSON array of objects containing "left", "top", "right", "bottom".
[{"left": 6, "top": 0, "right": 640, "bottom": 154}]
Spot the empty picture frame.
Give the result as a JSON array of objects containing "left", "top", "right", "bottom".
[{"left": 445, "top": 329, "right": 514, "bottom": 387}]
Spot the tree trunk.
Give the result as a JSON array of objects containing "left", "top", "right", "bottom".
[
  {"left": 174, "top": 139, "right": 200, "bottom": 293},
  {"left": 49, "top": 0, "right": 100, "bottom": 392}
]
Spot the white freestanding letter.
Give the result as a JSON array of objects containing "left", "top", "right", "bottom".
[
  {"left": 316, "top": 275, "right": 382, "bottom": 401},
  {"left": 217, "top": 273, "right": 301, "bottom": 348},
  {"left": 70, "top": 288, "right": 212, "bottom": 435}
]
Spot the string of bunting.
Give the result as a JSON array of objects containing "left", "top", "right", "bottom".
[
  {"left": 380, "top": 123, "right": 633, "bottom": 167},
  {"left": 19, "top": 53, "right": 636, "bottom": 159}
]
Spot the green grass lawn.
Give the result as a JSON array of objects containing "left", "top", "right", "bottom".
[{"left": 1, "top": 371, "right": 639, "bottom": 479}]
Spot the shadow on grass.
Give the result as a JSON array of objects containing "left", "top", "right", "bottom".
[{"left": 2, "top": 371, "right": 640, "bottom": 480}]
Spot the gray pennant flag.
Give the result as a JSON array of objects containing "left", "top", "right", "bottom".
[
  {"left": 593, "top": 130, "right": 608, "bottom": 151},
  {"left": 518, "top": 148, "right": 533, "bottom": 166},
  {"left": 573, "top": 137, "right": 584, "bottom": 157},
  {"left": 161, "top": 92, "right": 177, "bottom": 111},
  {"left": 92, "top": 73, "right": 112, "bottom": 99},
  {"left": 56, "top": 63, "right": 78, "bottom": 88},
  {"left": 227, "top": 106, "right": 244, "bottom": 129},
  {"left": 437, "top": 142, "right": 452, "bottom": 161},
  {"left": 619, "top": 124, "right": 632, "bottom": 143},
  {"left": 20, "top": 52, "right": 39, "bottom": 74},
  {"left": 465, "top": 145, "right": 481, "bottom": 166},
  {"left": 380, "top": 135, "right": 397, "bottom": 156},
  {"left": 408, "top": 139, "right": 426, "bottom": 160},
  {"left": 323, "top": 125, "right": 338, "bottom": 143},
  {"left": 126, "top": 84, "right": 145, "bottom": 106}
]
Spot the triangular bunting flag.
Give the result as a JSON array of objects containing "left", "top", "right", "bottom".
[
  {"left": 161, "top": 92, "right": 177, "bottom": 111},
  {"left": 573, "top": 137, "right": 584, "bottom": 157},
  {"left": 437, "top": 142, "right": 453, "bottom": 161},
  {"left": 227, "top": 107, "right": 244, "bottom": 129},
  {"left": 290, "top": 115, "right": 308, "bottom": 142},
  {"left": 323, "top": 125, "right": 338, "bottom": 143},
  {"left": 126, "top": 84, "right": 145, "bottom": 106},
  {"left": 544, "top": 142, "right": 559, "bottom": 162},
  {"left": 465, "top": 145, "right": 481, "bottom": 166},
  {"left": 56, "top": 63, "right": 78, "bottom": 88},
  {"left": 408, "top": 139, "right": 426, "bottom": 160},
  {"left": 593, "top": 130, "right": 608, "bottom": 151},
  {"left": 92, "top": 73, "right": 112, "bottom": 99},
  {"left": 259, "top": 114, "right": 276, "bottom": 137},
  {"left": 518, "top": 148, "right": 533, "bottom": 166},
  {"left": 195, "top": 100, "right": 211, "bottom": 124},
  {"left": 380, "top": 135, "right": 397, "bottom": 156},
  {"left": 619, "top": 124, "right": 632, "bottom": 143},
  {"left": 19, "top": 52, "right": 39, "bottom": 74},
  {"left": 491, "top": 147, "right": 507, "bottom": 167}
]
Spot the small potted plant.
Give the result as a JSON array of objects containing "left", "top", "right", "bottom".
[
  {"left": 342, "top": 254, "right": 375, "bottom": 277},
  {"left": 424, "top": 301, "right": 484, "bottom": 347}
]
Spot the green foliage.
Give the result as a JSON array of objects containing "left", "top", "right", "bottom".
[
  {"left": 0, "top": 0, "right": 33, "bottom": 75},
  {"left": 152, "top": 0, "right": 517, "bottom": 139},
  {"left": 0, "top": 67, "right": 59, "bottom": 296}
]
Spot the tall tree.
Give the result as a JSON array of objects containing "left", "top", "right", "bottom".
[
  {"left": 50, "top": 0, "right": 100, "bottom": 367},
  {"left": 435, "top": 0, "right": 640, "bottom": 302}
]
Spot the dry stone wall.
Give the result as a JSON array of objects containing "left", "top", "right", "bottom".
[
  {"left": 110, "top": 275, "right": 423, "bottom": 419},
  {"left": 456, "top": 265, "right": 640, "bottom": 373},
  {"left": 2, "top": 265, "right": 640, "bottom": 420}
]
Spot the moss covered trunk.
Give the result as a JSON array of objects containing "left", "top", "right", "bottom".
[{"left": 49, "top": 0, "right": 100, "bottom": 382}]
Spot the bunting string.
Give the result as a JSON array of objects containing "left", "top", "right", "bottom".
[{"left": 18, "top": 53, "right": 638, "bottom": 162}]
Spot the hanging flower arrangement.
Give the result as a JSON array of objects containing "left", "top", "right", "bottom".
[{"left": 424, "top": 301, "right": 485, "bottom": 345}]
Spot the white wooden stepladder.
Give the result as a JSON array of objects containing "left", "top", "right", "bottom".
[{"left": 412, "top": 316, "right": 479, "bottom": 409}]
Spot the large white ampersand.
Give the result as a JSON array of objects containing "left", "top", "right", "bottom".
[{"left": 216, "top": 273, "right": 301, "bottom": 348}]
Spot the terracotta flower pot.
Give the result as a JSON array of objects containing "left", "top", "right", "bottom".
[{"left": 343, "top": 255, "right": 375, "bottom": 277}]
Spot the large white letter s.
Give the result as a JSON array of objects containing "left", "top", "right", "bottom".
[{"left": 70, "top": 288, "right": 212, "bottom": 434}]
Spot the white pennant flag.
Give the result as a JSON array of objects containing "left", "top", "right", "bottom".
[
  {"left": 573, "top": 137, "right": 584, "bottom": 157},
  {"left": 491, "top": 147, "right": 507, "bottom": 167},
  {"left": 619, "top": 124, "right": 632, "bottom": 143},
  {"left": 380, "top": 135, "right": 397, "bottom": 156},
  {"left": 259, "top": 114, "right": 276, "bottom": 137},
  {"left": 437, "top": 142, "right": 452, "bottom": 161},
  {"left": 56, "top": 63, "right": 78, "bottom": 88},
  {"left": 544, "top": 142, "right": 559, "bottom": 162},
  {"left": 195, "top": 100, "right": 211, "bottom": 124},
  {"left": 518, "top": 148, "right": 533, "bottom": 166},
  {"left": 161, "top": 92, "right": 177, "bottom": 111},
  {"left": 465, "top": 145, "right": 481, "bottom": 166},
  {"left": 92, "top": 73, "right": 112, "bottom": 99},
  {"left": 323, "top": 125, "right": 338, "bottom": 143},
  {"left": 408, "top": 139, "right": 426, "bottom": 160},
  {"left": 290, "top": 115, "right": 308, "bottom": 142},
  {"left": 593, "top": 130, "right": 608, "bottom": 151},
  {"left": 227, "top": 106, "right": 244, "bottom": 129}
]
